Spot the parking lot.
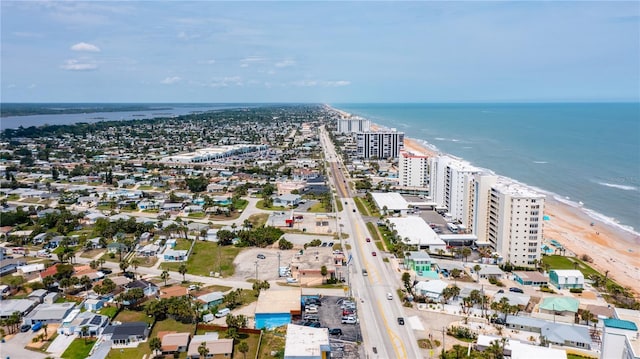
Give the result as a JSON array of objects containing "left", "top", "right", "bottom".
[{"left": 296, "top": 295, "right": 362, "bottom": 343}]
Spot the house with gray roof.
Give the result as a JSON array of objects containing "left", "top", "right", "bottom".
[
  {"left": 23, "top": 302, "right": 76, "bottom": 325},
  {"left": 0, "top": 299, "right": 39, "bottom": 319},
  {"left": 505, "top": 315, "right": 593, "bottom": 350},
  {"left": 103, "top": 321, "right": 150, "bottom": 347}
]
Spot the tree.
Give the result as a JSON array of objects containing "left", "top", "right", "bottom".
[
  {"left": 149, "top": 336, "right": 162, "bottom": 358},
  {"left": 238, "top": 341, "right": 249, "bottom": 359},
  {"left": 119, "top": 260, "right": 129, "bottom": 273},
  {"left": 42, "top": 323, "right": 48, "bottom": 339},
  {"left": 81, "top": 325, "right": 89, "bottom": 343},
  {"left": 278, "top": 238, "right": 293, "bottom": 250},
  {"left": 131, "top": 258, "right": 141, "bottom": 279},
  {"left": 80, "top": 275, "right": 92, "bottom": 292},
  {"left": 402, "top": 272, "right": 412, "bottom": 294},
  {"left": 42, "top": 275, "right": 55, "bottom": 289},
  {"left": 161, "top": 270, "right": 170, "bottom": 286},
  {"left": 581, "top": 310, "right": 594, "bottom": 326},
  {"left": 178, "top": 264, "right": 188, "bottom": 282},
  {"left": 473, "top": 264, "right": 481, "bottom": 282},
  {"left": 198, "top": 341, "right": 209, "bottom": 358},
  {"left": 461, "top": 247, "right": 471, "bottom": 262},
  {"left": 320, "top": 266, "right": 328, "bottom": 284}
]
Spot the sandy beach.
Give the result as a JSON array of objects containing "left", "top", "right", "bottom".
[{"left": 365, "top": 114, "right": 640, "bottom": 297}]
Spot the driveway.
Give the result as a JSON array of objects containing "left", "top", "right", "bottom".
[
  {"left": 2, "top": 331, "right": 47, "bottom": 359},
  {"left": 46, "top": 332, "right": 77, "bottom": 357}
]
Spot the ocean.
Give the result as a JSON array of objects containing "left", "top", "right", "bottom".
[{"left": 333, "top": 103, "right": 640, "bottom": 234}]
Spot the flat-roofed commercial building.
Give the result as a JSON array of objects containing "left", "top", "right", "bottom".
[
  {"left": 284, "top": 324, "right": 330, "bottom": 359},
  {"left": 255, "top": 289, "right": 301, "bottom": 329},
  {"left": 387, "top": 217, "right": 446, "bottom": 252}
]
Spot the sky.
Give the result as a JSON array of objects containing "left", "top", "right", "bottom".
[{"left": 1, "top": 1, "right": 639, "bottom": 103}]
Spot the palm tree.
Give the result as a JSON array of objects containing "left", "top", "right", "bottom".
[
  {"left": 473, "top": 264, "right": 481, "bottom": 282},
  {"left": 80, "top": 275, "right": 92, "bottom": 292},
  {"left": 178, "top": 264, "right": 188, "bottom": 283},
  {"left": 161, "top": 270, "right": 170, "bottom": 286},
  {"left": 461, "top": 247, "right": 471, "bottom": 262},
  {"left": 581, "top": 310, "right": 594, "bottom": 326},
  {"left": 119, "top": 260, "right": 129, "bottom": 273},
  {"left": 42, "top": 323, "right": 48, "bottom": 339},
  {"left": 320, "top": 266, "right": 328, "bottom": 284},
  {"left": 131, "top": 258, "right": 141, "bottom": 279},
  {"left": 80, "top": 325, "right": 89, "bottom": 343},
  {"left": 149, "top": 336, "right": 162, "bottom": 358},
  {"left": 198, "top": 341, "right": 209, "bottom": 358},
  {"left": 42, "top": 275, "right": 55, "bottom": 289},
  {"left": 238, "top": 341, "right": 249, "bottom": 359}
]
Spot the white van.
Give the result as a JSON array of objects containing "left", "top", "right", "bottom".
[
  {"left": 215, "top": 308, "right": 230, "bottom": 318},
  {"left": 387, "top": 293, "right": 393, "bottom": 300}
]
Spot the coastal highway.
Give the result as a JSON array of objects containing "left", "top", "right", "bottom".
[{"left": 320, "top": 127, "right": 423, "bottom": 359}]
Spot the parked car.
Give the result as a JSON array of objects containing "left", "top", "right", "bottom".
[
  {"left": 328, "top": 328, "right": 343, "bottom": 336},
  {"left": 341, "top": 316, "right": 357, "bottom": 324},
  {"left": 497, "top": 289, "right": 504, "bottom": 294},
  {"left": 362, "top": 269, "right": 368, "bottom": 276},
  {"left": 123, "top": 271, "right": 135, "bottom": 279},
  {"left": 20, "top": 324, "right": 31, "bottom": 332},
  {"left": 387, "top": 292, "right": 393, "bottom": 300},
  {"left": 372, "top": 252, "right": 376, "bottom": 256},
  {"left": 397, "top": 317, "right": 405, "bottom": 325},
  {"left": 491, "top": 317, "right": 506, "bottom": 325},
  {"left": 304, "top": 321, "right": 321, "bottom": 328},
  {"left": 366, "top": 238, "right": 371, "bottom": 242},
  {"left": 509, "top": 287, "right": 524, "bottom": 293},
  {"left": 257, "top": 254, "right": 266, "bottom": 259}
]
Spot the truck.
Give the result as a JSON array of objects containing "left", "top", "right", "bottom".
[{"left": 31, "top": 322, "right": 43, "bottom": 332}]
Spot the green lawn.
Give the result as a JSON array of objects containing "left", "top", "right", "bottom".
[
  {"left": 306, "top": 202, "right": 326, "bottom": 213},
  {"left": 61, "top": 339, "right": 97, "bottom": 359},
  {"left": 137, "top": 185, "right": 153, "bottom": 190},
  {"left": 98, "top": 306, "right": 119, "bottom": 319},
  {"left": 187, "top": 212, "right": 206, "bottom": 218},
  {"left": 114, "top": 309, "right": 153, "bottom": 325},
  {"left": 161, "top": 241, "right": 240, "bottom": 277},
  {"left": 542, "top": 255, "right": 601, "bottom": 277},
  {"left": 255, "top": 200, "right": 284, "bottom": 211},
  {"left": 107, "top": 319, "right": 195, "bottom": 359},
  {"left": 174, "top": 238, "right": 192, "bottom": 250},
  {"left": 334, "top": 196, "right": 343, "bottom": 212},
  {"left": 354, "top": 197, "right": 369, "bottom": 216},
  {"left": 247, "top": 213, "right": 269, "bottom": 228}
]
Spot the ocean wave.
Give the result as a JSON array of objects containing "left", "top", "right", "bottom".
[
  {"left": 533, "top": 161, "right": 548, "bottom": 164},
  {"left": 596, "top": 182, "right": 638, "bottom": 191}
]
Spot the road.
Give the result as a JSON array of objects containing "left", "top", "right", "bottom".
[{"left": 319, "top": 126, "right": 424, "bottom": 359}]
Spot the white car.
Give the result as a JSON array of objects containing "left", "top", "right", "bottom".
[
  {"left": 341, "top": 316, "right": 357, "bottom": 324},
  {"left": 286, "top": 277, "right": 298, "bottom": 283}
]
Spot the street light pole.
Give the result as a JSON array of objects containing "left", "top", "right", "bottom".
[{"left": 277, "top": 252, "right": 281, "bottom": 277}]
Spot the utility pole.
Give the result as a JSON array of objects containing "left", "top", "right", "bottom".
[
  {"left": 254, "top": 260, "right": 258, "bottom": 281},
  {"left": 277, "top": 252, "right": 281, "bottom": 277}
]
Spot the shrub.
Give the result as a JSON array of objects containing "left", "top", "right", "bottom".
[{"left": 570, "top": 288, "right": 583, "bottom": 293}]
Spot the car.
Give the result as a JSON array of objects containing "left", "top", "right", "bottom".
[
  {"left": 328, "top": 242, "right": 334, "bottom": 247},
  {"left": 188, "top": 284, "right": 199, "bottom": 291},
  {"left": 341, "top": 316, "right": 357, "bottom": 324},
  {"left": 366, "top": 237, "right": 371, "bottom": 242},
  {"left": 344, "top": 201, "right": 348, "bottom": 205},
  {"left": 20, "top": 324, "right": 31, "bottom": 332},
  {"left": 123, "top": 271, "right": 135, "bottom": 279},
  {"left": 286, "top": 277, "right": 298, "bottom": 283},
  {"left": 328, "top": 328, "right": 343, "bottom": 336},
  {"left": 491, "top": 317, "right": 506, "bottom": 325},
  {"left": 321, "top": 242, "right": 328, "bottom": 247},
  {"left": 372, "top": 252, "right": 376, "bottom": 256},
  {"left": 303, "top": 314, "right": 319, "bottom": 321},
  {"left": 100, "top": 269, "right": 112, "bottom": 275},
  {"left": 497, "top": 289, "right": 504, "bottom": 294},
  {"left": 362, "top": 269, "right": 368, "bottom": 276},
  {"left": 397, "top": 317, "right": 405, "bottom": 325},
  {"left": 509, "top": 287, "right": 524, "bottom": 293},
  {"left": 304, "top": 321, "right": 321, "bottom": 328},
  {"left": 387, "top": 292, "right": 393, "bottom": 300},
  {"left": 352, "top": 209, "right": 356, "bottom": 212},
  {"left": 257, "top": 254, "right": 266, "bottom": 259}
]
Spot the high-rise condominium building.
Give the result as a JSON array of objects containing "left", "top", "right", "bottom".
[
  {"left": 398, "top": 150, "right": 430, "bottom": 188},
  {"left": 487, "top": 182, "right": 545, "bottom": 267},
  {"left": 355, "top": 131, "right": 404, "bottom": 159},
  {"left": 428, "top": 155, "right": 481, "bottom": 224},
  {"left": 337, "top": 117, "right": 371, "bottom": 134}
]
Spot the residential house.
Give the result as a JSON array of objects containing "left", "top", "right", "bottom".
[
  {"left": 84, "top": 297, "right": 107, "bottom": 312},
  {"left": 136, "top": 243, "right": 161, "bottom": 257},
  {"left": 505, "top": 315, "right": 593, "bottom": 350},
  {"left": 22, "top": 302, "right": 76, "bottom": 325},
  {"left": 27, "top": 289, "right": 48, "bottom": 304},
  {"left": 163, "top": 249, "right": 188, "bottom": 262},
  {"left": 103, "top": 322, "right": 150, "bottom": 347},
  {"left": 187, "top": 332, "right": 234, "bottom": 359},
  {"left": 197, "top": 292, "right": 224, "bottom": 310},
  {"left": 539, "top": 297, "right": 580, "bottom": 317},
  {"left": 414, "top": 280, "right": 448, "bottom": 301},
  {"left": 58, "top": 311, "right": 109, "bottom": 336},
  {"left": 513, "top": 271, "right": 548, "bottom": 287},
  {"left": 87, "top": 237, "right": 104, "bottom": 249},
  {"left": 160, "top": 331, "right": 191, "bottom": 354},
  {"left": 477, "top": 265, "right": 505, "bottom": 280},
  {"left": 0, "top": 257, "right": 27, "bottom": 276},
  {"left": 404, "top": 251, "right": 434, "bottom": 275},
  {"left": 107, "top": 242, "right": 128, "bottom": 254},
  {"left": 273, "top": 194, "right": 302, "bottom": 207},
  {"left": 84, "top": 212, "right": 107, "bottom": 225},
  {"left": 0, "top": 299, "right": 39, "bottom": 319},
  {"left": 549, "top": 270, "right": 584, "bottom": 290}
]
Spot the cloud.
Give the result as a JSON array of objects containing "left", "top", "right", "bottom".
[
  {"left": 196, "top": 76, "right": 243, "bottom": 88},
  {"left": 275, "top": 59, "right": 296, "bottom": 68},
  {"left": 28, "top": 84, "right": 37, "bottom": 89},
  {"left": 240, "top": 56, "right": 266, "bottom": 67},
  {"left": 60, "top": 59, "right": 98, "bottom": 71},
  {"left": 198, "top": 59, "right": 216, "bottom": 65},
  {"left": 71, "top": 42, "right": 101, "bottom": 52},
  {"left": 291, "top": 80, "right": 351, "bottom": 87},
  {"left": 326, "top": 80, "right": 351, "bottom": 87},
  {"left": 161, "top": 76, "right": 182, "bottom": 84},
  {"left": 7, "top": 84, "right": 16, "bottom": 89}
]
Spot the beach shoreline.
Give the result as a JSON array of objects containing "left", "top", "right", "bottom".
[{"left": 336, "top": 106, "right": 640, "bottom": 297}]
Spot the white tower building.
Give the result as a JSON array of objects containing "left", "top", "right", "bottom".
[{"left": 398, "top": 150, "right": 430, "bottom": 188}]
